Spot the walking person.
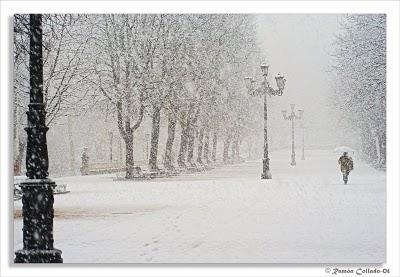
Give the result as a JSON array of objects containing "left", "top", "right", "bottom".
[{"left": 338, "top": 152, "right": 354, "bottom": 184}]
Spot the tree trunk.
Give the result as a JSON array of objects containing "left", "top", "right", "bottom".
[
  {"left": 373, "top": 130, "right": 386, "bottom": 167},
  {"left": 125, "top": 131, "right": 134, "bottom": 178},
  {"left": 14, "top": 140, "right": 26, "bottom": 175},
  {"left": 197, "top": 128, "right": 204, "bottom": 163},
  {"left": 374, "top": 134, "right": 381, "bottom": 166},
  {"left": 67, "top": 116, "right": 75, "bottom": 174},
  {"left": 223, "top": 132, "right": 232, "bottom": 164},
  {"left": 367, "top": 127, "right": 378, "bottom": 163},
  {"left": 186, "top": 105, "right": 200, "bottom": 166},
  {"left": 13, "top": 104, "right": 21, "bottom": 175},
  {"left": 116, "top": 98, "right": 144, "bottom": 179},
  {"left": 186, "top": 126, "right": 196, "bottom": 165},
  {"left": 231, "top": 136, "right": 236, "bottom": 162},
  {"left": 380, "top": 131, "right": 386, "bottom": 166},
  {"left": 247, "top": 139, "right": 252, "bottom": 159},
  {"left": 164, "top": 112, "right": 176, "bottom": 170},
  {"left": 235, "top": 138, "right": 240, "bottom": 161},
  {"left": 211, "top": 131, "right": 217, "bottom": 162},
  {"left": 119, "top": 139, "right": 123, "bottom": 163},
  {"left": 177, "top": 123, "right": 188, "bottom": 168},
  {"left": 149, "top": 106, "right": 161, "bottom": 171},
  {"left": 203, "top": 131, "right": 210, "bottom": 163},
  {"left": 361, "top": 127, "right": 375, "bottom": 163}
]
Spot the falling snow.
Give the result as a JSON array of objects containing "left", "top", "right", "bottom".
[{"left": 13, "top": 14, "right": 386, "bottom": 263}]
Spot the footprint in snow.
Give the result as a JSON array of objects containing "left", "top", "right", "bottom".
[{"left": 192, "top": 241, "right": 203, "bottom": 249}]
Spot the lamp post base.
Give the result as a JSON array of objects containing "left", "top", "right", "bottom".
[
  {"left": 15, "top": 249, "right": 62, "bottom": 263},
  {"left": 291, "top": 154, "right": 296, "bottom": 166},
  {"left": 14, "top": 179, "right": 63, "bottom": 263}
]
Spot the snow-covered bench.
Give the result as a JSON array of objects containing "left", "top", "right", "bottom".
[
  {"left": 81, "top": 161, "right": 125, "bottom": 175},
  {"left": 13, "top": 176, "right": 69, "bottom": 201}
]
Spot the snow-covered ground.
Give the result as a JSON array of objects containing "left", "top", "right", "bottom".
[{"left": 13, "top": 149, "right": 386, "bottom": 263}]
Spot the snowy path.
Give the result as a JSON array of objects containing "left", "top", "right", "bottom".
[{"left": 13, "top": 149, "right": 386, "bottom": 263}]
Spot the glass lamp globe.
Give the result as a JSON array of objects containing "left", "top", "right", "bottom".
[
  {"left": 275, "top": 73, "right": 286, "bottom": 90},
  {"left": 260, "top": 64, "right": 269, "bottom": 76}
]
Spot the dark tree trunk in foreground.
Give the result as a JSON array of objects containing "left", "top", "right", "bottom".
[
  {"left": 197, "top": 128, "right": 204, "bottom": 163},
  {"left": 15, "top": 14, "right": 62, "bottom": 263},
  {"left": 211, "top": 131, "right": 217, "bottom": 162},
  {"left": 164, "top": 112, "right": 176, "bottom": 170},
  {"left": 149, "top": 106, "right": 161, "bottom": 171}
]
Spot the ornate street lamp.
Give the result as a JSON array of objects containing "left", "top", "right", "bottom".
[
  {"left": 15, "top": 14, "right": 62, "bottom": 263},
  {"left": 282, "top": 104, "right": 303, "bottom": 166},
  {"left": 245, "top": 65, "right": 286, "bottom": 179}
]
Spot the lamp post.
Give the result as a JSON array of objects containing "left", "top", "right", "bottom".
[
  {"left": 282, "top": 104, "right": 303, "bottom": 166},
  {"left": 15, "top": 14, "right": 63, "bottom": 263},
  {"left": 244, "top": 64, "right": 286, "bottom": 179}
]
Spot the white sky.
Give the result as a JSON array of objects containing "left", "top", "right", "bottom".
[{"left": 256, "top": 14, "right": 343, "bottom": 145}]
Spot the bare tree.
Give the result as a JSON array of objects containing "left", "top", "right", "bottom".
[
  {"left": 92, "top": 14, "right": 166, "bottom": 178},
  {"left": 13, "top": 14, "right": 93, "bottom": 174}
]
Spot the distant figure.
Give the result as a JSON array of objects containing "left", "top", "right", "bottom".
[
  {"left": 338, "top": 152, "right": 354, "bottom": 184},
  {"left": 81, "top": 147, "right": 89, "bottom": 175}
]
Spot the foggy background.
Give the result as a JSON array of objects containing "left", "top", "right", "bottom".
[{"left": 257, "top": 14, "right": 343, "bottom": 149}]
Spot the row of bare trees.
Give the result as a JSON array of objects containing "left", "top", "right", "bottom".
[
  {"left": 89, "top": 14, "right": 261, "bottom": 177},
  {"left": 14, "top": 14, "right": 262, "bottom": 178},
  {"left": 331, "top": 14, "right": 386, "bottom": 168}
]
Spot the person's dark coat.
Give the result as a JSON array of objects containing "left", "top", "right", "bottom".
[{"left": 338, "top": 155, "right": 354, "bottom": 173}]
